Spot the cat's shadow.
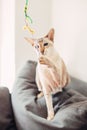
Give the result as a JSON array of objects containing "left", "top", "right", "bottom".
[{"left": 53, "top": 89, "right": 70, "bottom": 114}]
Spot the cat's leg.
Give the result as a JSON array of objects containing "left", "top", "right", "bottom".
[
  {"left": 37, "top": 73, "right": 54, "bottom": 120},
  {"left": 36, "top": 71, "right": 44, "bottom": 99},
  {"left": 44, "top": 93, "right": 54, "bottom": 120}
]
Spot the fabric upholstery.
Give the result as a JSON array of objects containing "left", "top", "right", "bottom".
[
  {"left": 11, "top": 60, "right": 87, "bottom": 130},
  {"left": 66, "top": 77, "right": 87, "bottom": 97},
  {"left": 0, "top": 87, "right": 17, "bottom": 130}
]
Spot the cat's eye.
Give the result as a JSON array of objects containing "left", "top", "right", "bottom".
[{"left": 44, "top": 43, "right": 48, "bottom": 46}]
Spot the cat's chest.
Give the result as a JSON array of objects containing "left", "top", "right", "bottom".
[
  {"left": 36, "top": 63, "right": 60, "bottom": 89},
  {"left": 37, "top": 63, "right": 54, "bottom": 77},
  {"left": 37, "top": 64, "right": 50, "bottom": 73}
]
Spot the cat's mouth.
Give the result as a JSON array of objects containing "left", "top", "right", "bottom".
[{"left": 41, "top": 51, "right": 47, "bottom": 56}]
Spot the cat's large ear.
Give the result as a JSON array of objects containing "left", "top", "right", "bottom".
[
  {"left": 24, "top": 37, "right": 35, "bottom": 46},
  {"left": 45, "top": 28, "right": 54, "bottom": 42}
]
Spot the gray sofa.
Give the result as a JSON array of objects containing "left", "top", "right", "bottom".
[
  {"left": 0, "top": 60, "right": 87, "bottom": 130},
  {"left": 0, "top": 87, "right": 17, "bottom": 130}
]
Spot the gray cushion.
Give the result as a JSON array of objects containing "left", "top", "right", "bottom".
[
  {"left": 12, "top": 60, "right": 87, "bottom": 130},
  {"left": 0, "top": 87, "right": 17, "bottom": 130},
  {"left": 66, "top": 76, "right": 87, "bottom": 97}
]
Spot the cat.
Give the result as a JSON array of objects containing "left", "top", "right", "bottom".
[{"left": 25, "top": 28, "right": 70, "bottom": 120}]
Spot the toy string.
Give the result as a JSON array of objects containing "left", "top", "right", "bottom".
[
  {"left": 24, "top": 0, "right": 33, "bottom": 24},
  {"left": 26, "top": 0, "right": 28, "bottom": 5},
  {"left": 24, "top": 0, "right": 35, "bottom": 34}
]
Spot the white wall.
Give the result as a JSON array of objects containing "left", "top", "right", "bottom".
[
  {"left": 15, "top": 0, "right": 87, "bottom": 82},
  {"left": 15, "top": 0, "right": 52, "bottom": 72},
  {"left": 0, "top": 0, "right": 15, "bottom": 91},
  {"left": 52, "top": 0, "right": 87, "bottom": 82},
  {"left": 0, "top": 1, "right": 2, "bottom": 80}
]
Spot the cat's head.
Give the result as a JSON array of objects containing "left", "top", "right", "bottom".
[{"left": 25, "top": 28, "right": 54, "bottom": 57}]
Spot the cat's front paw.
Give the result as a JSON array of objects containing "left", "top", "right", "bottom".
[
  {"left": 47, "top": 112, "right": 54, "bottom": 121},
  {"left": 37, "top": 92, "right": 44, "bottom": 99},
  {"left": 39, "top": 56, "right": 50, "bottom": 66}
]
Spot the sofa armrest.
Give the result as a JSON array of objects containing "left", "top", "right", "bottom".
[{"left": 0, "top": 87, "right": 17, "bottom": 130}]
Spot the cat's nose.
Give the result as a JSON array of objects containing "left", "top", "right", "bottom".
[
  {"left": 39, "top": 46, "right": 44, "bottom": 54},
  {"left": 41, "top": 50, "right": 44, "bottom": 55},
  {"left": 40, "top": 48, "right": 44, "bottom": 54}
]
